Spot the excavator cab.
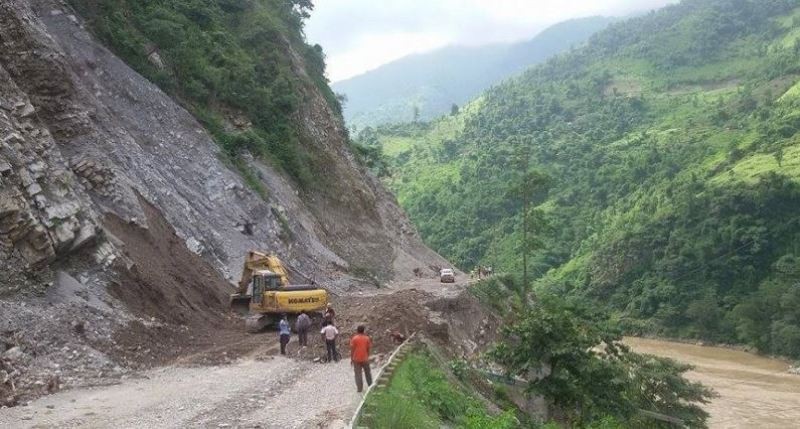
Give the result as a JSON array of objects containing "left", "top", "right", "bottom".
[
  {"left": 231, "top": 270, "right": 281, "bottom": 314},
  {"left": 251, "top": 271, "right": 281, "bottom": 300}
]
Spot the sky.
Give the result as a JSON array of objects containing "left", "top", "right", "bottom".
[{"left": 305, "top": 0, "right": 678, "bottom": 82}]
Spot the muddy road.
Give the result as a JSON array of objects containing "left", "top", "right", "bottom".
[{"left": 626, "top": 337, "right": 800, "bottom": 429}]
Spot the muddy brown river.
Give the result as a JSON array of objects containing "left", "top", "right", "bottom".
[{"left": 625, "top": 337, "right": 800, "bottom": 428}]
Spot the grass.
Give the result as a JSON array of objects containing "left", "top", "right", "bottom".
[
  {"left": 779, "top": 80, "right": 800, "bottom": 102},
  {"left": 469, "top": 275, "right": 519, "bottom": 316},
  {"left": 379, "top": 135, "right": 416, "bottom": 158},
  {"left": 711, "top": 142, "right": 800, "bottom": 184},
  {"left": 362, "top": 350, "right": 518, "bottom": 429}
]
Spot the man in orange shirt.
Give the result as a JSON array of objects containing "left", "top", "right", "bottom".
[{"left": 350, "top": 325, "right": 373, "bottom": 393}]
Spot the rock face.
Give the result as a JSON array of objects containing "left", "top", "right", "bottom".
[
  {"left": 0, "top": 0, "right": 450, "bottom": 406},
  {"left": 0, "top": 30, "right": 99, "bottom": 289},
  {"left": 0, "top": 0, "right": 448, "bottom": 297}
]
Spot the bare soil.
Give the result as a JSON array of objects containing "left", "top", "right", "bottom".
[
  {"left": 101, "top": 194, "right": 256, "bottom": 369},
  {"left": 0, "top": 271, "right": 493, "bottom": 428}
]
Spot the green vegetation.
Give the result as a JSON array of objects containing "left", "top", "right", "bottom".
[
  {"left": 335, "top": 17, "right": 617, "bottom": 129},
  {"left": 361, "top": 0, "right": 800, "bottom": 357},
  {"left": 492, "top": 293, "right": 713, "bottom": 428},
  {"left": 469, "top": 275, "right": 524, "bottom": 316},
  {"left": 363, "top": 350, "right": 518, "bottom": 429},
  {"left": 70, "top": 0, "right": 340, "bottom": 187}
]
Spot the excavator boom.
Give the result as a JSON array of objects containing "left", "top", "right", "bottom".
[{"left": 237, "top": 250, "right": 290, "bottom": 291}]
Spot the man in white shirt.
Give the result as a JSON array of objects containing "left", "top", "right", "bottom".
[{"left": 320, "top": 321, "right": 339, "bottom": 363}]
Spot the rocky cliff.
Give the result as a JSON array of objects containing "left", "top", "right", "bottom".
[{"left": 0, "top": 0, "right": 447, "bottom": 405}]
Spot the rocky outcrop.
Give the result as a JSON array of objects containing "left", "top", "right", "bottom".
[
  {"left": 0, "top": 55, "right": 99, "bottom": 283},
  {"left": 0, "top": 0, "right": 448, "bottom": 298}
]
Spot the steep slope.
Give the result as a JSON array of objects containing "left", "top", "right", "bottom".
[
  {"left": 364, "top": 0, "right": 800, "bottom": 357},
  {"left": 333, "top": 16, "right": 617, "bottom": 129},
  {"left": 0, "top": 0, "right": 447, "bottom": 405}
]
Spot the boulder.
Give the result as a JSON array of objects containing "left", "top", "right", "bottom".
[{"left": 2, "top": 346, "right": 27, "bottom": 364}]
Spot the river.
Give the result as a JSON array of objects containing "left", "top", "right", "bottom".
[{"left": 625, "top": 337, "right": 800, "bottom": 429}]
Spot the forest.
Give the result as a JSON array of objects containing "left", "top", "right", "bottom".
[{"left": 358, "top": 0, "right": 800, "bottom": 358}]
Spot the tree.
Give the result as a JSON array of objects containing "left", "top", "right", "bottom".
[
  {"left": 289, "top": 0, "right": 313, "bottom": 19},
  {"left": 412, "top": 104, "right": 420, "bottom": 123},
  {"left": 451, "top": 103, "right": 460, "bottom": 116},
  {"left": 774, "top": 147, "right": 784, "bottom": 167},
  {"left": 491, "top": 296, "right": 714, "bottom": 427},
  {"left": 508, "top": 142, "right": 550, "bottom": 288}
]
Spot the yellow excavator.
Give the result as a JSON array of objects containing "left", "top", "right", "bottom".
[{"left": 230, "top": 250, "right": 328, "bottom": 332}]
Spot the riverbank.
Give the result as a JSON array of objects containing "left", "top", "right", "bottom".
[{"left": 626, "top": 337, "right": 800, "bottom": 429}]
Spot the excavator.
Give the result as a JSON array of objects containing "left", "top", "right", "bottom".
[{"left": 230, "top": 250, "right": 328, "bottom": 332}]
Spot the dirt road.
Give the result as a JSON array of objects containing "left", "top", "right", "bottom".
[
  {"left": 0, "top": 349, "right": 362, "bottom": 429},
  {"left": 0, "top": 277, "right": 476, "bottom": 429}
]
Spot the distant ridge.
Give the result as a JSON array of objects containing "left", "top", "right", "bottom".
[{"left": 333, "top": 16, "right": 617, "bottom": 129}]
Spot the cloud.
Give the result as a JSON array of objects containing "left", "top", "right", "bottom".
[{"left": 306, "top": 0, "right": 677, "bottom": 82}]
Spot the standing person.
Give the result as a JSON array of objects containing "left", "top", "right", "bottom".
[
  {"left": 295, "top": 311, "right": 311, "bottom": 347},
  {"left": 278, "top": 314, "right": 290, "bottom": 355},
  {"left": 323, "top": 303, "right": 336, "bottom": 325},
  {"left": 350, "top": 325, "right": 373, "bottom": 393},
  {"left": 320, "top": 321, "right": 339, "bottom": 363}
]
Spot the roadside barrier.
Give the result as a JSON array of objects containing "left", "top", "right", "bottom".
[{"left": 348, "top": 332, "right": 417, "bottom": 429}]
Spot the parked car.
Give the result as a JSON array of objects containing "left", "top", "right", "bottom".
[{"left": 440, "top": 268, "right": 455, "bottom": 283}]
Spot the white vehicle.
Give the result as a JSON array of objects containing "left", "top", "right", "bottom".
[{"left": 439, "top": 268, "right": 455, "bottom": 283}]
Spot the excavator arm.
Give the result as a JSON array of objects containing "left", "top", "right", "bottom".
[{"left": 231, "top": 250, "right": 292, "bottom": 314}]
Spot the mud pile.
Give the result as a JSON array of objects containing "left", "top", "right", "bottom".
[{"left": 281, "top": 288, "right": 501, "bottom": 363}]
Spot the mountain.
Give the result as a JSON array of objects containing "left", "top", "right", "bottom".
[
  {"left": 0, "top": 0, "right": 447, "bottom": 404},
  {"left": 333, "top": 16, "right": 617, "bottom": 129},
  {"left": 360, "top": 0, "right": 800, "bottom": 358}
]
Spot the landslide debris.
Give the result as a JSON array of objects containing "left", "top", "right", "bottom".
[{"left": 0, "top": 0, "right": 453, "bottom": 408}]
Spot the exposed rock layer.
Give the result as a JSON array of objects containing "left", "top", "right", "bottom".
[{"left": 0, "top": 0, "right": 448, "bottom": 298}]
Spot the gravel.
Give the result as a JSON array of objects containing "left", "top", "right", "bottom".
[{"left": 0, "top": 353, "right": 363, "bottom": 429}]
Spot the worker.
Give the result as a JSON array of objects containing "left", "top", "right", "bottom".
[
  {"left": 320, "top": 321, "right": 339, "bottom": 363},
  {"left": 323, "top": 303, "right": 336, "bottom": 325},
  {"left": 350, "top": 325, "right": 373, "bottom": 393},
  {"left": 295, "top": 311, "right": 311, "bottom": 347},
  {"left": 279, "top": 314, "right": 290, "bottom": 355}
]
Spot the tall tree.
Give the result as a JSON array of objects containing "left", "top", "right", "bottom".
[{"left": 508, "top": 141, "right": 550, "bottom": 287}]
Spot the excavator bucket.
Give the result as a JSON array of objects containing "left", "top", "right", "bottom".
[
  {"left": 245, "top": 314, "right": 272, "bottom": 333},
  {"left": 230, "top": 293, "right": 251, "bottom": 316}
]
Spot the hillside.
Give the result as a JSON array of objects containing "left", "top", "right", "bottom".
[
  {"left": 0, "top": 0, "right": 447, "bottom": 406},
  {"left": 333, "top": 16, "right": 616, "bottom": 129},
  {"left": 362, "top": 0, "right": 800, "bottom": 358}
]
